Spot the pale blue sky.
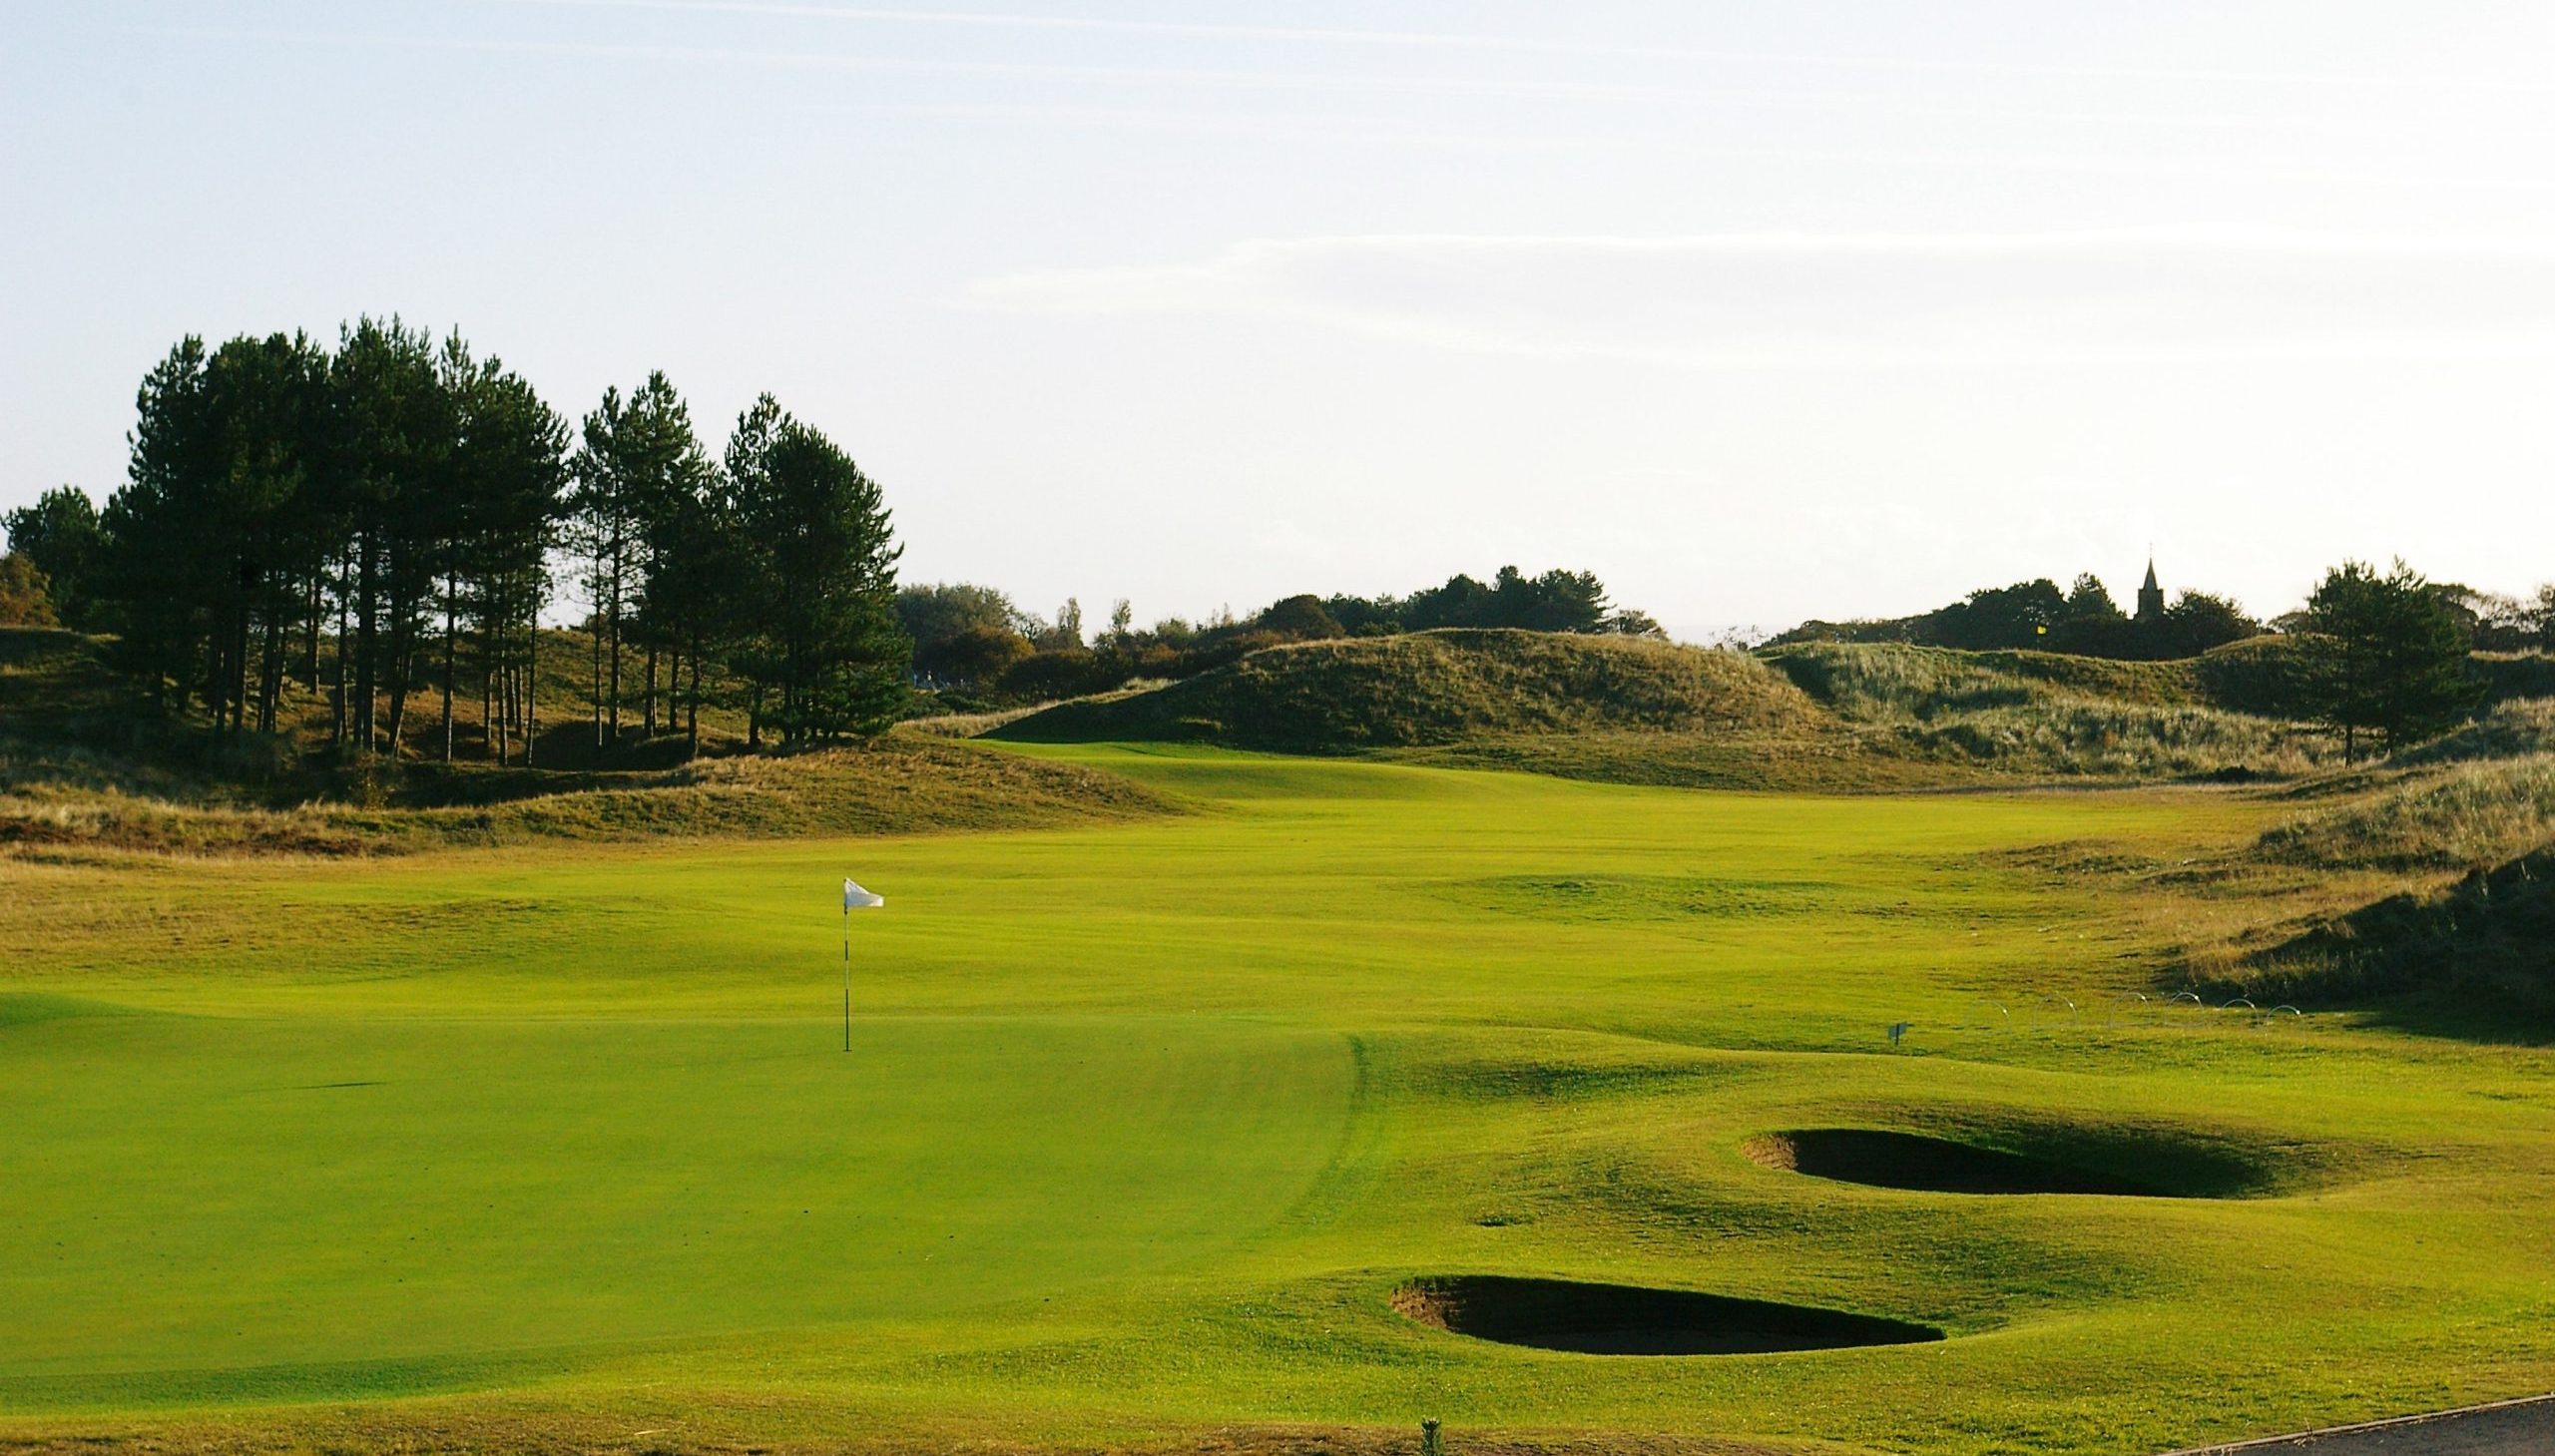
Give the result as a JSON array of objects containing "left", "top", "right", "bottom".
[{"left": 6, "top": 2, "right": 2554, "bottom": 636}]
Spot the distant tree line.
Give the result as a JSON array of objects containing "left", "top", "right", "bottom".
[
  {"left": 896, "top": 565, "right": 1662, "bottom": 703},
  {"left": 1772, "top": 572, "right": 2259, "bottom": 658},
  {"left": 1755, "top": 559, "right": 2507, "bottom": 763},
  {"left": 3, "top": 357, "right": 2532, "bottom": 770},
  {"left": 0, "top": 320, "right": 906, "bottom": 757}
]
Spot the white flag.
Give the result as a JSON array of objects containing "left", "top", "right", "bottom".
[{"left": 843, "top": 878, "right": 884, "bottom": 910}]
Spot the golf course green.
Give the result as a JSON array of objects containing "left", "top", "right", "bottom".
[{"left": 5, "top": 743, "right": 2552, "bottom": 1454}]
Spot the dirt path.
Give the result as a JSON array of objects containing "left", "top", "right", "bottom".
[{"left": 2161, "top": 1394, "right": 2555, "bottom": 1455}]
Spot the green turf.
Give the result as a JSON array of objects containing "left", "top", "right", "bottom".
[{"left": 4, "top": 745, "right": 2552, "bottom": 1454}]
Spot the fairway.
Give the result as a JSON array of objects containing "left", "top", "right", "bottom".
[{"left": 5, "top": 746, "right": 2553, "bottom": 1454}]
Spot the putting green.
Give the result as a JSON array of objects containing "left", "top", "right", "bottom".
[{"left": 3, "top": 745, "right": 2551, "bottom": 1454}]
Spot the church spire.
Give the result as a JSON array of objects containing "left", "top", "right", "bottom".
[{"left": 2136, "top": 556, "right": 2165, "bottom": 623}]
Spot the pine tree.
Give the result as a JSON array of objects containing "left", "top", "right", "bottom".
[
  {"left": 441, "top": 338, "right": 569, "bottom": 761},
  {"left": 330, "top": 317, "right": 451, "bottom": 754},
  {"left": 2302, "top": 560, "right": 2478, "bottom": 760},
  {"left": 724, "top": 395, "right": 909, "bottom": 742}
]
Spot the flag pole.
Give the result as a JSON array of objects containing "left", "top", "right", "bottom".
[{"left": 841, "top": 891, "right": 852, "bottom": 1053}]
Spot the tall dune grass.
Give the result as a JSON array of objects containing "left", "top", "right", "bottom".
[{"left": 2259, "top": 752, "right": 2555, "bottom": 872}]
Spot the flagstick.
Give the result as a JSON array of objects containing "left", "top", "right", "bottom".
[{"left": 841, "top": 895, "right": 852, "bottom": 1054}]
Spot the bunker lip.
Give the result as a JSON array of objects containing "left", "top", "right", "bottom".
[
  {"left": 1745, "top": 1128, "right": 2212, "bottom": 1198},
  {"left": 1391, "top": 1275, "right": 1944, "bottom": 1356}
]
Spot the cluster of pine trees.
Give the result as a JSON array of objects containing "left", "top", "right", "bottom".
[{"left": 68, "top": 319, "right": 906, "bottom": 759}]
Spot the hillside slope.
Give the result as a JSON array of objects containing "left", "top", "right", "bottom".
[
  {"left": 1761, "top": 640, "right": 2333, "bottom": 779},
  {"left": 995, "top": 629, "right": 1818, "bottom": 751},
  {"left": 993, "top": 631, "right": 2366, "bottom": 787},
  {"left": 2209, "top": 845, "right": 2555, "bottom": 1025},
  {"left": 0, "top": 627, "right": 1176, "bottom": 858}
]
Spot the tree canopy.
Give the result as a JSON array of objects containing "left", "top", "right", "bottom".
[
  {"left": 2, "top": 487, "right": 105, "bottom": 629},
  {"left": 73, "top": 321, "right": 908, "bottom": 758}
]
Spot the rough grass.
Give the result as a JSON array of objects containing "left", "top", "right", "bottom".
[
  {"left": 0, "top": 627, "right": 121, "bottom": 717},
  {"left": 2257, "top": 754, "right": 2555, "bottom": 872},
  {"left": 998, "top": 634, "right": 2334, "bottom": 787},
  {"left": 1762, "top": 641, "right": 2207, "bottom": 715},
  {"left": 2217, "top": 846, "right": 2555, "bottom": 1020},
  {"left": 2190, "top": 743, "right": 2555, "bottom": 1021},
  {"left": 0, "top": 627, "right": 1177, "bottom": 857},
  {"left": 2473, "top": 651, "right": 2555, "bottom": 706},
  {"left": 2392, "top": 697, "right": 2555, "bottom": 765},
  {"left": 1877, "top": 700, "right": 2326, "bottom": 778},
  {"left": 2033, "top": 694, "right": 2555, "bottom": 1020},
  {"left": 0, "top": 735, "right": 1177, "bottom": 859},
  {"left": 1760, "top": 642, "right": 2330, "bottom": 780},
  {"left": 996, "top": 630, "right": 1818, "bottom": 751}
]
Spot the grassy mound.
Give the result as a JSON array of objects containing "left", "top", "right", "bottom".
[
  {"left": 2257, "top": 754, "right": 2555, "bottom": 872},
  {"left": 995, "top": 629, "right": 1817, "bottom": 751},
  {"left": 2191, "top": 635, "right": 2317, "bottom": 717},
  {"left": 0, "top": 627, "right": 121, "bottom": 719},
  {"left": 2474, "top": 652, "right": 2555, "bottom": 706},
  {"left": 1762, "top": 641, "right": 2330, "bottom": 779},
  {"left": 2225, "top": 846, "right": 2555, "bottom": 1022},
  {"left": 1764, "top": 641, "right": 2205, "bottom": 714},
  {"left": 2392, "top": 698, "right": 2555, "bottom": 766},
  {"left": 0, "top": 735, "right": 1177, "bottom": 858},
  {"left": 996, "top": 634, "right": 2339, "bottom": 785},
  {"left": 0, "top": 625, "right": 1181, "bottom": 857}
]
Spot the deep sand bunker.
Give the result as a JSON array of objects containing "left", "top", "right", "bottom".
[
  {"left": 1391, "top": 1275, "right": 1943, "bottom": 1355},
  {"left": 1745, "top": 1127, "right": 2261, "bottom": 1197}
]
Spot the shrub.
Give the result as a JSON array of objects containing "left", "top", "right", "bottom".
[
  {"left": 997, "top": 648, "right": 1118, "bottom": 702},
  {"left": 0, "top": 554, "right": 58, "bottom": 628}
]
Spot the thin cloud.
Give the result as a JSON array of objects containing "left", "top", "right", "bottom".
[
  {"left": 492, "top": 0, "right": 2555, "bottom": 96},
  {"left": 130, "top": 25, "right": 1936, "bottom": 105},
  {"left": 823, "top": 101, "right": 2552, "bottom": 193},
  {"left": 147, "top": 22, "right": 2553, "bottom": 172},
  {"left": 968, "top": 229, "right": 2555, "bottom": 369},
  {"left": 984, "top": 226, "right": 2555, "bottom": 268}
]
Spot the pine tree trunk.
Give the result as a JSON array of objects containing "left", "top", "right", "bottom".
[
  {"left": 303, "top": 566, "right": 321, "bottom": 693},
  {"left": 525, "top": 611, "right": 539, "bottom": 767},
  {"left": 235, "top": 596, "right": 251, "bottom": 733},
  {"left": 353, "top": 541, "right": 379, "bottom": 754},
  {"left": 607, "top": 540, "right": 624, "bottom": 744},
  {"left": 385, "top": 631, "right": 412, "bottom": 756},
  {"left": 483, "top": 639, "right": 497, "bottom": 763},
  {"left": 645, "top": 643, "right": 658, "bottom": 737},
  {"left": 591, "top": 582, "right": 606, "bottom": 758},
  {"left": 331, "top": 579, "right": 349, "bottom": 745},
  {"left": 441, "top": 575, "right": 458, "bottom": 761},
  {"left": 257, "top": 607, "right": 284, "bottom": 733}
]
